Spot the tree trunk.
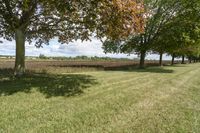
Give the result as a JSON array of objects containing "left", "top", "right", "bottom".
[
  {"left": 171, "top": 53, "right": 175, "bottom": 65},
  {"left": 188, "top": 57, "right": 192, "bottom": 63},
  {"left": 14, "top": 29, "right": 25, "bottom": 76},
  {"left": 139, "top": 50, "right": 146, "bottom": 69},
  {"left": 181, "top": 55, "right": 185, "bottom": 64},
  {"left": 159, "top": 52, "right": 163, "bottom": 67}
]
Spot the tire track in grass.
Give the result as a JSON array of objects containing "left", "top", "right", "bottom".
[
  {"left": 4, "top": 64, "right": 198, "bottom": 133},
  {"left": 62, "top": 64, "right": 200, "bottom": 132},
  {"left": 29, "top": 72, "right": 165, "bottom": 133},
  {"left": 109, "top": 65, "right": 200, "bottom": 133},
  {"left": 79, "top": 67, "right": 176, "bottom": 99},
  {"left": 32, "top": 64, "right": 200, "bottom": 132},
  {"left": 77, "top": 72, "right": 164, "bottom": 101},
  {"left": 53, "top": 73, "right": 172, "bottom": 132},
  {"left": 86, "top": 64, "right": 200, "bottom": 99}
]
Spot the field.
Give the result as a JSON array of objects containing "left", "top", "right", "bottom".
[
  {"left": 0, "top": 59, "right": 199, "bottom": 133},
  {"left": 0, "top": 59, "right": 176, "bottom": 73}
]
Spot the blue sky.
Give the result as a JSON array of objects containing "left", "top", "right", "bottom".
[{"left": 0, "top": 38, "right": 172, "bottom": 60}]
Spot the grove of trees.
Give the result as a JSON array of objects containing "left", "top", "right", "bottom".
[
  {"left": 0, "top": 0, "right": 200, "bottom": 76},
  {"left": 0, "top": 0, "right": 144, "bottom": 76},
  {"left": 103, "top": 0, "right": 200, "bottom": 68}
]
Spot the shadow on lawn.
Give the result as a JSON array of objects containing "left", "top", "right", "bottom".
[
  {"left": 105, "top": 66, "right": 174, "bottom": 73},
  {"left": 132, "top": 67, "right": 174, "bottom": 73},
  {"left": 53, "top": 64, "right": 174, "bottom": 74},
  {"left": 0, "top": 69, "right": 98, "bottom": 98}
]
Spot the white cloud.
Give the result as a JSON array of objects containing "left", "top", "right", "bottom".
[{"left": 0, "top": 38, "right": 173, "bottom": 60}]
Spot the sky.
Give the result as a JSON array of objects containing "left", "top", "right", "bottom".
[{"left": 0, "top": 38, "right": 173, "bottom": 60}]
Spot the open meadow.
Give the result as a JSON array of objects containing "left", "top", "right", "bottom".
[
  {"left": 0, "top": 59, "right": 199, "bottom": 133},
  {"left": 0, "top": 58, "right": 176, "bottom": 73}
]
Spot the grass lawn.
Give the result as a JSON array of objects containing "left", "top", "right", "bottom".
[{"left": 0, "top": 63, "right": 200, "bottom": 133}]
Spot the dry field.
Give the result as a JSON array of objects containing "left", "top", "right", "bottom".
[{"left": 0, "top": 58, "right": 176, "bottom": 73}]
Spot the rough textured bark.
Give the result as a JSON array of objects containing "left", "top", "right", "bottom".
[
  {"left": 159, "top": 52, "right": 163, "bottom": 66},
  {"left": 181, "top": 55, "right": 185, "bottom": 64},
  {"left": 14, "top": 29, "right": 25, "bottom": 76},
  {"left": 139, "top": 50, "right": 146, "bottom": 69},
  {"left": 171, "top": 53, "right": 175, "bottom": 65}
]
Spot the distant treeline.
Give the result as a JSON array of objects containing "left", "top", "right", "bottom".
[
  {"left": 0, "top": 55, "right": 14, "bottom": 59},
  {"left": 37, "top": 54, "right": 138, "bottom": 61}
]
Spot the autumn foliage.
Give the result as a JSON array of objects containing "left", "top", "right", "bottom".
[
  {"left": 0, "top": 0, "right": 144, "bottom": 75},
  {"left": 97, "top": 0, "right": 145, "bottom": 40}
]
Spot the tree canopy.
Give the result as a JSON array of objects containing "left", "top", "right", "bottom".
[
  {"left": 0, "top": 0, "right": 144, "bottom": 75},
  {"left": 103, "top": 0, "right": 200, "bottom": 67}
]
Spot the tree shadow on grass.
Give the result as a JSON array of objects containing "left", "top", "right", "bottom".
[
  {"left": 105, "top": 66, "right": 174, "bottom": 73},
  {"left": 53, "top": 64, "right": 174, "bottom": 74},
  {"left": 0, "top": 69, "right": 98, "bottom": 98},
  {"left": 134, "top": 67, "right": 174, "bottom": 73}
]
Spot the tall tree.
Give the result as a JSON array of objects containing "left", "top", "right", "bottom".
[
  {"left": 103, "top": 0, "right": 182, "bottom": 68},
  {"left": 0, "top": 0, "right": 144, "bottom": 76},
  {"left": 153, "top": 0, "right": 200, "bottom": 65}
]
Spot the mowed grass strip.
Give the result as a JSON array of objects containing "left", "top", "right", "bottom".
[{"left": 0, "top": 64, "right": 200, "bottom": 133}]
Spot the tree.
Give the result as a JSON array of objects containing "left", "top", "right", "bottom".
[
  {"left": 0, "top": 0, "right": 144, "bottom": 76},
  {"left": 153, "top": 21, "right": 200, "bottom": 65},
  {"left": 103, "top": 0, "right": 183, "bottom": 68},
  {"left": 151, "top": 33, "right": 171, "bottom": 66},
  {"left": 153, "top": 0, "right": 200, "bottom": 65},
  {"left": 103, "top": 0, "right": 200, "bottom": 68}
]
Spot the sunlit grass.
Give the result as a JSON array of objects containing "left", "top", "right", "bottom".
[{"left": 0, "top": 63, "right": 199, "bottom": 133}]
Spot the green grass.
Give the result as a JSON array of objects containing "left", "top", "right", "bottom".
[{"left": 0, "top": 64, "right": 200, "bottom": 133}]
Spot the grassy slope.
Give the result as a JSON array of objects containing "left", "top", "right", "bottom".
[{"left": 0, "top": 64, "right": 200, "bottom": 133}]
